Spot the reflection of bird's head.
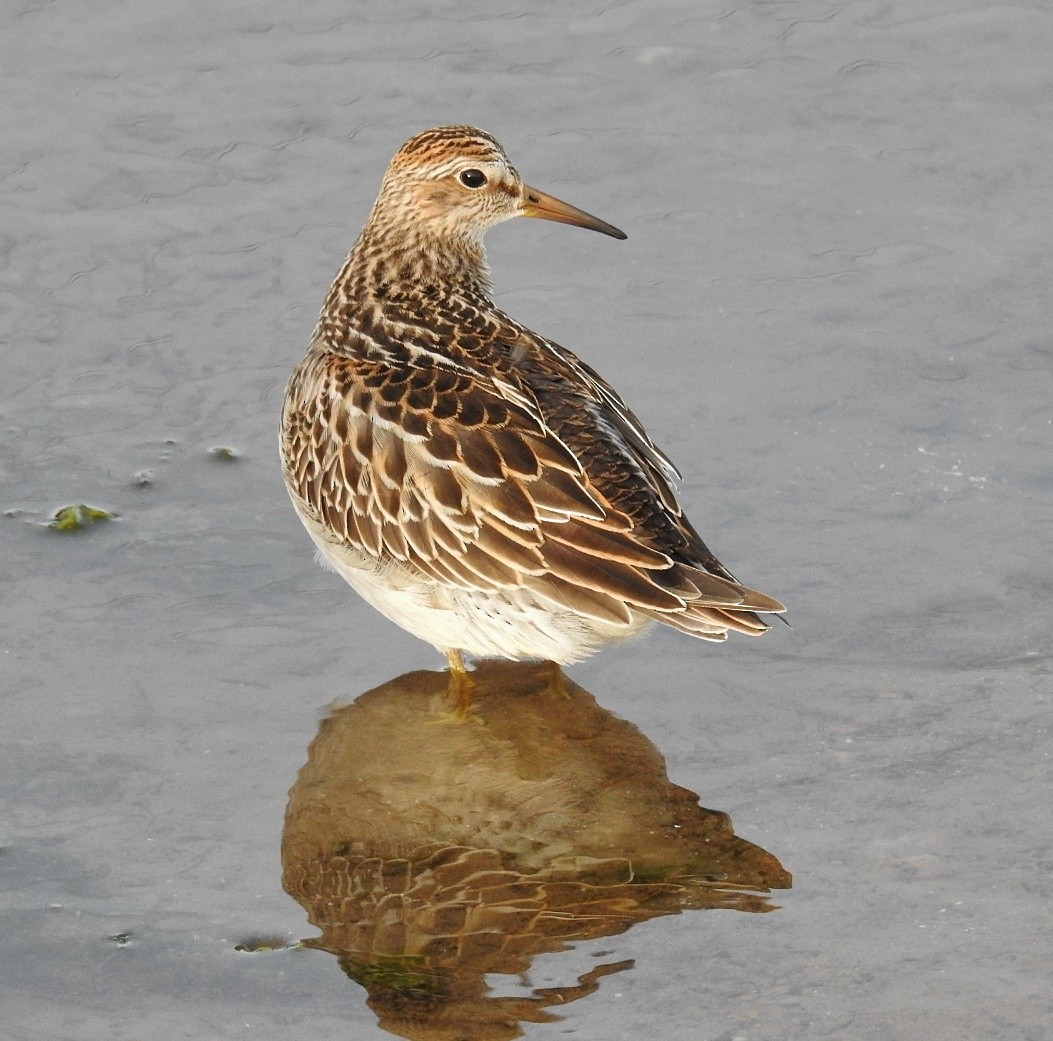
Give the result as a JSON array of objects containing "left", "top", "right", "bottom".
[{"left": 358, "top": 969, "right": 564, "bottom": 1041}]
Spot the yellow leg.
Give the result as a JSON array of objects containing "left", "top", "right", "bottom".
[
  {"left": 442, "top": 649, "right": 477, "bottom": 720},
  {"left": 542, "top": 659, "right": 569, "bottom": 699}
]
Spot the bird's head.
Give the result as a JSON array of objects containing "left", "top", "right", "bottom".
[{"left": 367, "top": 125, "right": 626, "bottom": 247}]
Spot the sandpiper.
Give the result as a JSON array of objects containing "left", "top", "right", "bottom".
[{"left": 281, "top": 126, "right": 784, "bottom": 708}]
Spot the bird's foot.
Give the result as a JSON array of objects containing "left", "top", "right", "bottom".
[{"left": 431, "top": 649, "right": 482, "bottom": 724}]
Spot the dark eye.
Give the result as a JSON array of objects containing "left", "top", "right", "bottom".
[{"left": 458, "top": 169, "right": 487, "bottom": 189}]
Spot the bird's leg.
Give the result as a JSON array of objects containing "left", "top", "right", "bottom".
[
  {"left": 542, "top": 659, "right": 569, "bottom": 699},
  {"left": 441, "top": 648, "right": 478, "bottom": 720}
]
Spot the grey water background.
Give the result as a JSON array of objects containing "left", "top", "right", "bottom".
[{"left": 2, "top": 1, "right": 1050, "bottom": 1038}]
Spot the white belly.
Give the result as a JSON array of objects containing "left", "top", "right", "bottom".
[{"left": 303, "top": 524, "right": 649, "bottom": 665}]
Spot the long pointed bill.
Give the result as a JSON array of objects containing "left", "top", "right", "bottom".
[{"left": 521, "top": 185, "right": 627, "bottom": 240}]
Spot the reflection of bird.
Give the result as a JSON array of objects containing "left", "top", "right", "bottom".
[
  {"left": 281, "top": 126, "right": 784, "bottom": 707},
  {"left": 282, "top": 663, "right": 791, "bottom": 1041}
]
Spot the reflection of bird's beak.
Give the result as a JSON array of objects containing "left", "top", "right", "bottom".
[{"left": 521, "top": 185, "right": 627, "bottom": 240}]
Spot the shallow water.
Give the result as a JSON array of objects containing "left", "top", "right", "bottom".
[{"left": 2, "top": 1, "right": 1050, "bottom": 1039}]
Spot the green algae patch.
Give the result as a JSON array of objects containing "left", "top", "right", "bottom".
[
  {"left": 48, "top": 504, "right": 116, "bottom": 532},
  {"left": 345, "top": 957, "right": 438, "bottom": 997}
]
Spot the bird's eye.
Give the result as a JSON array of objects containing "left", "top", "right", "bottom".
[{"left": 458, "top": 169, "right": 487, "bottom": 189}]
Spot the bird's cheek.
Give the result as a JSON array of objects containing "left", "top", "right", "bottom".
[{"left": 419, "top": 187, "right": 458, "bottom": 217}]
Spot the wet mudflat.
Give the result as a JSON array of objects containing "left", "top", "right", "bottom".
[{"left": 2, "top": 2, "right": 1049, "bottom": 1039}]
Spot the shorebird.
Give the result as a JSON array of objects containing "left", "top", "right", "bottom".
[{"left": 281, "top": 126, "right": 784, "bottom": 710}]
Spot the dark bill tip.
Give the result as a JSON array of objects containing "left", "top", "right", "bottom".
[{"left": 521, "top": 185, "right": 627, "bottom": 240}]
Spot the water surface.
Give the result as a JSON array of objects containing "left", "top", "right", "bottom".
[{"left": 2, "top": 1, "right": 1049, "bottom": 1038}]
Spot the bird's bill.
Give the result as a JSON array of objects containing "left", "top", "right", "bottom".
[{"left": 521, "top": 185, "right": 627, "bottom": 240}]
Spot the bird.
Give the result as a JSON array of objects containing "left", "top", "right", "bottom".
[{"left": 280, "top": 125, "right": 784, "bottom": 711}]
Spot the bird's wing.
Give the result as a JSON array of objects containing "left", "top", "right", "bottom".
[
  {"left": 539, "top": 337, "right": 684, "bottom": 486},
  {"left": 510, "top": 333, "right": 786, "bottom": 633},
  {"left": 282, "top": 344, "right": 782, "bottom": 636}
]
